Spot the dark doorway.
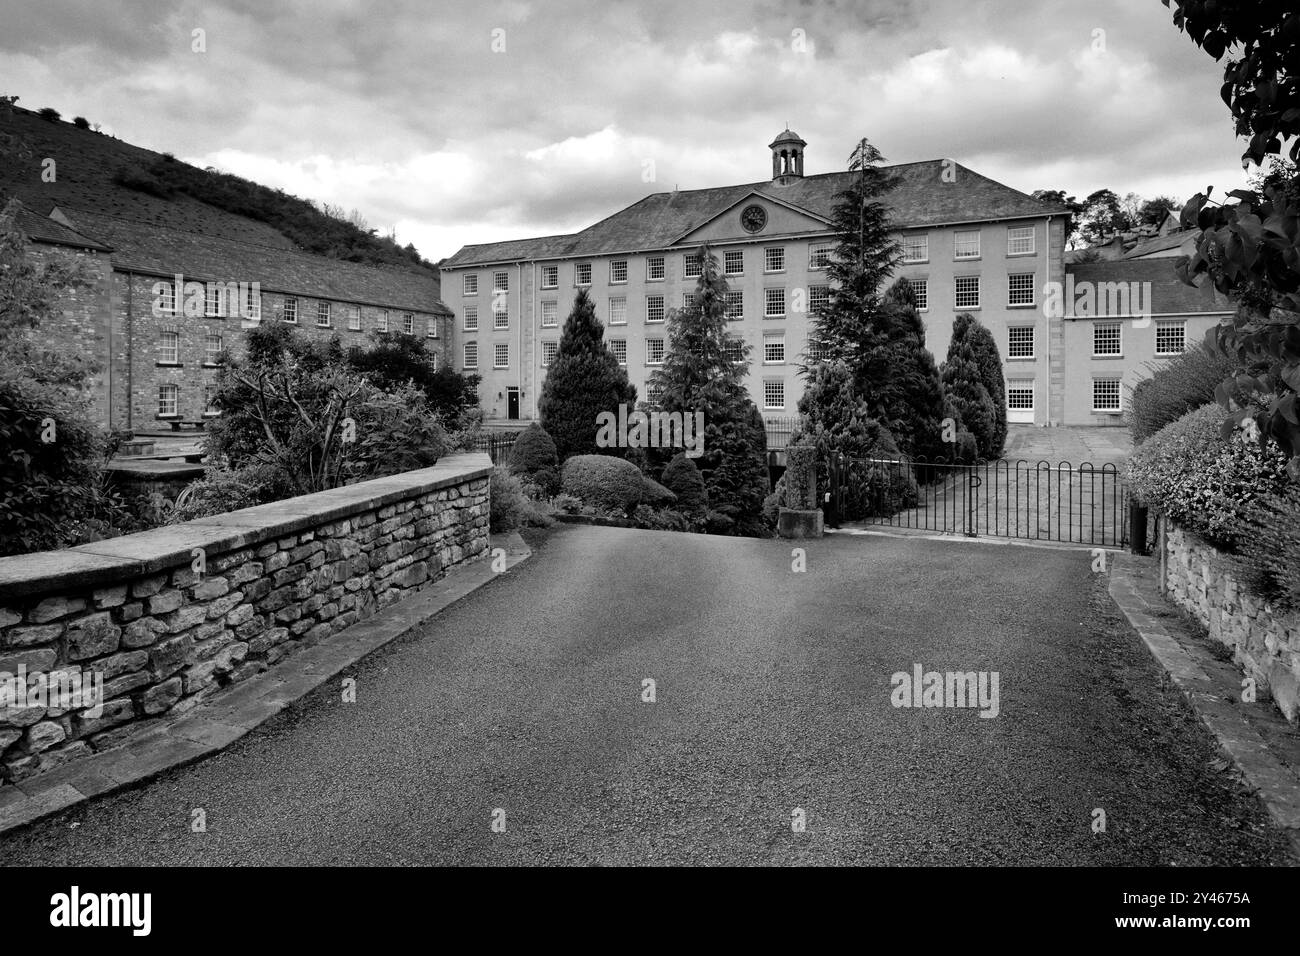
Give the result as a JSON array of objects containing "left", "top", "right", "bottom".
[{"left": 507, "top": 388, "right": 520, "bottom": 420}]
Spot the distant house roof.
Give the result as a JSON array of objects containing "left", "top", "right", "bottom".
[
  {"left": 1065, "top": 258, "right": 1233, "bottom": 316},
  {"left": 60, "top": 208, "right": 450, "bottom": 316},
  {"left": 443, "top": 160, "right": 1069, "bottom": 268},
  {"left": 4, "top": 200, "right": 113, "bottom": 252},
  {"left": 1123, "top": 229, "right": 1197, "bottom": 259}
]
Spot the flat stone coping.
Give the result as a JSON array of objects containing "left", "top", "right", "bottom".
[
  {"left": 0, "top": 453, "right": 493, "bottom": 600},
  {"left": 0, "top": 530, "right": 529, "bottom": 835},
  {"left": 104, "top": 460, "right": 206, "bottom": 476},
  {"left": 1109, "top": 553, "right": 1300, "bottom": 860}
]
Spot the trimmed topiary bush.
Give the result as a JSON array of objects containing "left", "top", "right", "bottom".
[
  {"left": 661, "top": 454, "right": 708, "bottom": 515},
  {"left": 507, "top": 422, "right": 560, "bottom": 495},
  {"left": 641, "top": 476, "right": 677, "bottom": 507},
  {"left": 561, "top": 454, "right": 646, "bottom": 514}
]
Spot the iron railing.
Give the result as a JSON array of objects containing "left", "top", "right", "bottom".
[
  {"left": 470, "top": 432, "right": 519, "bottom": 465},
  {"left": 764, "top": 417, "right": 801, "bottom": 451},
  {"left": 827, "top": 455, "right": 1129, "bottom": 547}
]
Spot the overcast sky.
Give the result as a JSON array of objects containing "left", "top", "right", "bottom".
[{"left": 1, "top": 0, "right": 1255, "bottom": 262}]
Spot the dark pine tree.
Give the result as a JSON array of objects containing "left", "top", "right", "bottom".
[
  {"left": 952, "top": 312, "right": 1007, "bottom": 458},
  {"left": 941, "top": 339, "right": 997, "bottom": 460},
  {"left": 649, "top": 245, "right": 770, "bottom": 535},
  {"left": 539, "top": 288, "right": 636, "bottom": 461}
]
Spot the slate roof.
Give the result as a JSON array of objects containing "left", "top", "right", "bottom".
[
  {"left": 1065, "top": 258, "right": 1233, "bottom": 316},
  {"left": 443, "top": 160, "right": 1069, "bottom": 267},
  {"left": 61, "top": 208, "right": 450, "bottom": 316},
  {"left": 5, "top": 202, "right": 112, "bottom": 251},
  {"left": 1123, "top": 229, "right": 1197, "bottom": 259}
]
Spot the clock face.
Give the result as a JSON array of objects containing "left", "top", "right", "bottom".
[{"left": 740, "top": 204, "right": 768, "bottom": 234}]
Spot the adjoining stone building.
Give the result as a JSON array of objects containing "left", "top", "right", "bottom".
[
  {"left": 5, "top": 200, "right": 452, "bottom": 431},
  {"left": 441, "top": 129, "right": 1234, "bottom": 431}
]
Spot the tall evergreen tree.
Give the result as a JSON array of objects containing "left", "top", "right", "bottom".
[
  {"left": 941, "top": 340, "right": 997, "bottom": 461},
  {"left": 539, "top": 288, "right": 636, "bottom": 461},
  {"left": 649, "top": 245, "right": 769, "bottom": 535},
  {"left": 867, "top": 278, "right": 947, "bottom": 462},
  {"left": 951, "top": 312, "right": 1007, "bottom": 458}
]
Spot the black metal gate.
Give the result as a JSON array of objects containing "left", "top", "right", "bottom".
[{"left": 826, "top": 456, "right": 1129, "bottom": 547}]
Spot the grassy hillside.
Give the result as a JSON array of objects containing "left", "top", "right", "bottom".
[{"left": 0, "top": 100, "right": 433, "bottom": 271}]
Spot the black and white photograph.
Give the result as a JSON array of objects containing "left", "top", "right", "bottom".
[{"left": 0, "top": 0, "right": 1297, "bottom": 935}]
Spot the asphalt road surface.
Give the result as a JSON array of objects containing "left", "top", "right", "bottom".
[{"left": 2, "top": 525, "right": 1293, "bottom": 865}]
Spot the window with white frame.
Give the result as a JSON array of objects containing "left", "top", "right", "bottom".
[
  {"left": 954, "top": 230, "right": 981, "bottom": 259},
  {"left": 204, "top": 333, "right": 222, "bottom": 365},
  {"left": 763, "top": 380, "right": 785, "bottom": 410},
  {"left": 493, "top": 303, "right": 509, "bottom": 329},
  {"left": 809, "top": 285, "right": 830, "bottom": 313},
  {"left": 903, "top": 234, "right": 929, "bottom": 263},
  {"left": 910, "top": 278, "right": 928, "bottom": 311},
  {"left": 316, "top": 301, "right": 331, "bottom": 327},
  {"left": 1155, "top": 320, "right": 1186, "bottom": 355},
  {"left": 156, "top": 281, "right": 176, "bottom": 314},
  {"left": 541, "top": 265, "right": 558, "bottom": 290},
  {"left": 402, "top": 312, "right": 414, "bottom": 334},
  {"left": 1008, "top": 325, "right": 1035, "bottom": 358},
  {"left": 204, "top": 384, "right": 219, "bottom": 416},
  {"left": 283, "top": 296, "right": 298, "bottom": 324},
  {"left": 160, "top": 330, "right": 179, "bottom": 364},
  {"left": 244, "top": 288, "right": 261, "bottom": 322},
  {"left": 348, "top": 306, "right": 361, "bottom": 331},
  {"left": 1008, "top": 273, "right": 1035, "bottom": 307},
  {"left": 1094, "top": 322, "right": 1122, "bottom": 356},
  {"left": 723, "top": 336, "right": 744, "bottom": 363},
  {"left": 377, "top": 309, "right": 389, "bottom": 332},
  {"left": 1007, "top": 225, "right": 1035, "bottom": 256},
  {"left": 1093, "top": 378, "right": 1122, "bottom": 411},
  {"left": 541, "top": 341, "right": 558, "bottom": 366},
  {"left": 427, "top": 317, "right": 438, "bottom": 338},
  {"left": 805, "top": 337, "right": 827, "bottom": 363},
  {"left": 764, "top": 247, "right": 785, "bottom": 273},
  {"left": 765, "top": 287, "right": 786, "bottom": 318},
  {"left": 205, "top": 285, "right": 223, "bottom": 317},
  {"left": 575, "top": 262, "right": 592, "bottom": 286},
  {"left": 493, "top": 272, "right": 509, "bottom": 293},
  {"left": 954, "top": 275, "right": 980, "bottom": 309},
  {"left": 646, "top": 295, "right": 665, "bottom": 323},
  {"left": 763, "top": 332, "right": 786, "bottom": 365},
  {"left": 646, "top": 382, "right": 665, "bottom": 406},
  {"left": 646, "top": 257, "right": 665, "bottom": 281},
  {"left": 724, "top": 290, "right": 744, "bottom": 320},
  {"left": 684, "top": 254, "right": 702, "bottom": 279},
  {"left": 1007, "top": 381, "right": 1034, "bottom": 411},
  {"left": 610, "top": 260, "right": 628, "bottom": 284},
  {"left": 464, "top": 341, "right": 478, "bottom": 369},
  {"left": 494, "top": 342, "right": 509, "bottom": 369},
  {"left": 682, "top": 292, "right": 695, "bottom": 309},
  {"left": 461, "top": 307, "right": 475, "bottom": 332},
  {"left": 609, "top": 297, "right": 627, "bottom": 325},
  {"left": 158, "top": 384, "right": 179, "bottom": 417},
  {"left": 646, "top": 337, "right": 665, "bottom": 365},
  {"left": 610, "top": 338, "right": 627, "bottom": 365},
  {"left": 724, "top": 250, "right": 744, "bottom": 275},
  {"left": 430, "top": 351, "right": 438, "bottom": 371},
  {"left": 464, "top": 274, "right": 478, "bottom": 296},
  {"left": 541, "top": 301, "right": 558, "bottom": 327},
  {"left": 809, "top": 242, "right": 833, "bottom": 270}
]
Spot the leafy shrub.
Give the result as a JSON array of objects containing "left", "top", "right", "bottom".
[
  {"left": 490, "top": 467, "right": 552, "bottom": 533},
  {"left": 37, "top": 107, "right": 60, "bottom": 122},
  {"left": 507, "top": 422, "right": 560, "bottom": 495},
  {"left": 1231, "top": 489, "right": 1300, "bottom": 610},
  {"left": 1127, "top": 403, "right": 1289, "bottom": 547},
  {"left": 661, "top": 454, "right": 708, "bottom": 515},
  {"left": 72, "top": 116, "right": 90, "bottom": 129},
  {"left": 1127, "top": 344, "right": 1238, "bottom": 443},
  {"left": 346, "top": 332, "right": 480, "bottom": 425},
  {"left": 561, "top": 454, "right": 645, "bottom": 513},
  {"left": 553, "top": 494, "right": 583, "bottom": 514},
  {"left": 641, "top": 476, "right": 677, "bottom": 507},
  {"left": 631, "top": 505, "right": 692, "bottom": 532},
  {"left": 170, "top": 463, "right": 286, "bottom": 523},
  {"left": 761, "top": 478, "right": 784, "bottom": 528}
]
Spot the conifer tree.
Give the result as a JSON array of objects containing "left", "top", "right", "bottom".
[
  {"left": 539, "top": 288, "right": 635, "bottom": 461},
  {"left": 951, "top": 312, "right": 1007, "bottom": 458}
]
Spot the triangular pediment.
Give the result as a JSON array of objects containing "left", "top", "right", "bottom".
[{"left": 672, "top": 190, "right": 834, "bottom": 246}]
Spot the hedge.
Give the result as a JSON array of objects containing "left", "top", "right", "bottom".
[{"left": 561, "top": 454, "right": 646, "bottom": 513}]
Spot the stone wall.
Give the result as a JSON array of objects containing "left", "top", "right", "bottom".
[
  {"left": 1163, "top": 521, "right": 1300, "bottom": 722},
  {"left": 0, "top": 454, "right": 491, "bottom": 787}
]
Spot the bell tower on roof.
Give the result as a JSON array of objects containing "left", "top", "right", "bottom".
[{"left": 769, "top": 127, "right": 806, "bottom": 186}]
